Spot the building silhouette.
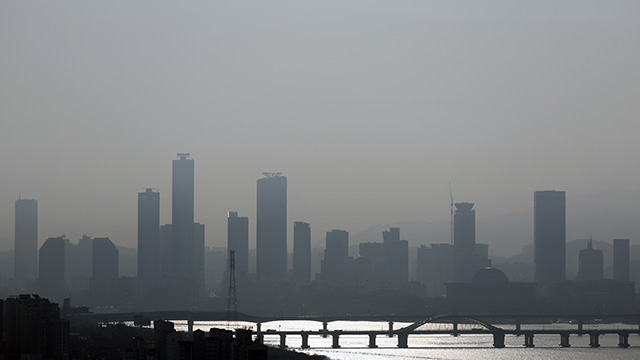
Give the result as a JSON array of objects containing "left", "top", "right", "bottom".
[
  {"left": 92, "top": 237, "right": 119, "bottom": 280},
  {"left": 90, "top": 237, "right": 119, "bottom": 301},
  {"left": 39, "top": 237, "right": 65, "bottom": 302},
  {"left": 65, "top": 235, "right": 92, "bottom": 293},
  {"left": 613, "top": 238, "right": 630, "bottom": 282},
  {"left": 534, "top": 190, "right": 566, "bottom": 295},
  {"left": 319, "top": 229, "right": 351, "bottom": 285},
  {"left": 227, "top": 211, "right": 249, "bottom": 276},
  {"left": 193, "top": 222, "right": 205, "bottom": 293},
  {"left": 256, "top": 173, "right": 287, "bottom": 282},
  {"left": 159, "top": 224, "right": 172, "bottom": 277},
  {"left": 454, "top": 202, "right": 476, "bottom": 282},
  {"left": 417, "top": 243, "right": 454, "bottom": 297},
  {"left": 293, "top": 221, "right": 311, "bottom": 284},
  {"left": 355, "top": 227, "right": 408, "bottom": 288},
  {"left": 14, "top": 197, "right": 38, "bottom": 290},
  {"left": 138, "top": 188, "right": 160, "bottom": 284},
  {"left": 446, "top": 267, "right": 536, "bottom": 312},
  {"left": 578, "top": 239, "right": 603, "bottom": 281},
  {"left": 4, "top": 294, "right": 69, "bottom": 360},
  {"left": 172, "top": 153, "right": 195, "bottom": 281},
  {"left": 382, "top": 227, "right": 409, "bottom": 285}
]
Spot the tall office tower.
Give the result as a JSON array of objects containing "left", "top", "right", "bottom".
[
  {"left": 39, "top": 236, "right": 66, "bottom": 302},
  {"left": 417, "top": 243, "right": 454, "bottom": 297},
  {"left": 14, "top": 197, "right": 38, "bottom": 290},
  {"left": 228, "top": 211, "right": 249, "bottom": 276},
  {"left": 293, "top": 221, "right": 311, "bottom": 284},
  {"left": 256, "top": 172, "right": 287, "bottom": 281},
  {"left": 193, "top": 222, "right": 205, "bottom": 292},
  {"left": 172, "top": 153, "right": 195, "bottom": 280},
  {"left": 138, "top": 188, "right": 160, "bottom": 283},
  {"left": 613, "top": 239, "right": 630, "bottom": 282},
  {"left": 534, "top": 190, "right": 566, "bottom": 294},
  {"left": 578, "top": 239, "right": 603, "bottom": 281},
  {"left": 454, "top": 202, "right": 476, "bottom": 282},
  {"left": 319, "top": 229, "right": 350, "bottom": 285},
  {"left": 382, "top": 227, "right": 409, "bottom": 285},
  {"left": 159, "top": 224, "right": 172, "bottom": 277},
  {"left": 4, "top": 294, "right": 69, "bottom": 360}
]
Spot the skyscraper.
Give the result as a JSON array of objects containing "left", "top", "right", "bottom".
[
  {"left": 39, "top": 236, "right": 66, "bottom": 302},
  {"left": 172, "top": 153, "right": 195, "bottom": 280},
  {"left": 454, "top": 202, "right": 476, "bottom": 282},
  {"left": 293, "top": 221, "right": 311, "bottom": 284},
  {"left": 228, "top": 211, "right": 249, "bottom": 276},
  {"left": 14, "top": 197, "right": 38, "bottom": 290},
  {"left": 534, "top": 190, "right": 566, "bottom": 294},
  {"left": 578, "top": 239, "right": 603, "bottom": 281},
  {"left": 613, "top": 239, "right": 630, "bottom": 282},
  {"left": 138, "top": 188, "right": 160, "bottom": 283},
  {"left": 256, "top": 173, "right": 287, "bottom": 282}
]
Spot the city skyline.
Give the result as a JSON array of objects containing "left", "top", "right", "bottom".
[
  {"left": 1, "top": 2, "right": 640, "bottom": 256},
  {"left": 1, "top": 163, "right": 638, "bottom": 258}
]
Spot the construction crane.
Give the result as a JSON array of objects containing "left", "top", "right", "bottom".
[
  {"left": 226, "top": 250, "right": 238, "bottom": 328},
  {"left": 449, "top": 183, "right": 454, "bottom": 246}
]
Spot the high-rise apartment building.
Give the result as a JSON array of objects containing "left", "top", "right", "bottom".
[
  {"left": 454, "top": 202, "right": 476, "bottom": 282},
  {"left": 227, "top": 211, "right": 249, "bottom": 276},
  {"left": 4, "top": 294, "right": 69, "bottom": 360},
  {"left": 534, "top": 190, "right": 566, "bottom": 294},
  {"left": 138, "top": 188, "right": 160, "bottom": 283},
  {"left": 39, "top": 236, "right": 66, "bottom": 302},
  {"left": 256, "top": 173, "right": 287, "bottom": 281},
  {"left": 172, "top": 153, "right": 195, "bottom": 281},
  {"left": 14, "top": 197, "right": 38, "bottom": 290},
  {"left": 293, "top": 221, "right": 311, "bottom": 284},
  {"left": 613, "top": 238, "right": 630, "bottom": 282}
]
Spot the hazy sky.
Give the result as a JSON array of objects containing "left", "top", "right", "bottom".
[{"left": 2, "top": 1, "right": 639, "bottom": 256}]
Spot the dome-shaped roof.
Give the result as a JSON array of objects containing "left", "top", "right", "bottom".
[{"left": 472, "top": 267, "right": 509, "bottom": 283}]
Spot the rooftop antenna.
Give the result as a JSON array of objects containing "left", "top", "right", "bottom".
[{"left": 449, "top": 183, "right": 454, "bottom": 246}]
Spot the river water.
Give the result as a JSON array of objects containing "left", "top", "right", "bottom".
[{"left": 163, "top": 320, "right": 640, "bottom": 360}]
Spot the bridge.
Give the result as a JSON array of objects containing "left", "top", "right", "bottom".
[
  {"left": 73, "top": 311, "right": 640, "bottom": 348},
  {"left": 254, "top": 315, "right": 640, "bottom": 349}
]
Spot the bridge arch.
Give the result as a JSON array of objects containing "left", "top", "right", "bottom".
[{"left": 399, "top": 314, "right": 503, "bottom": 333}]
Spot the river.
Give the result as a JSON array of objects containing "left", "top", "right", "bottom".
[{"left": 163, "top": 319, "right": 640, "bottom": 360}]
